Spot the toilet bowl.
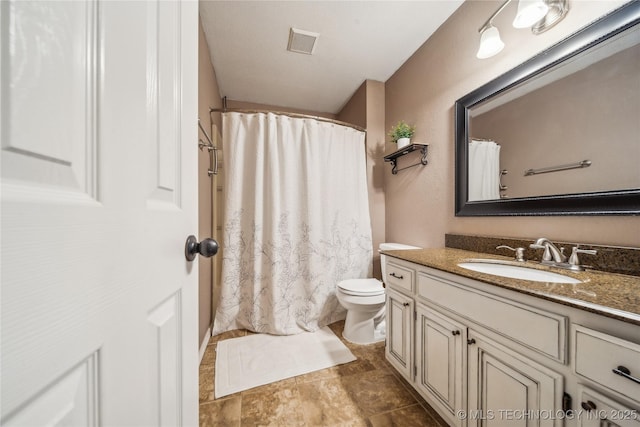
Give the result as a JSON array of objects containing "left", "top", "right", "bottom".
[
  {"left": 336, "top": 242, "right": 420, "bottom": 345},
  {"left": 336, "top": 278, "right": 386, "bottom": 344}
]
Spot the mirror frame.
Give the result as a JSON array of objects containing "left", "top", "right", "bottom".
[{"left": 455, "top": 2, "right": 640, "bottom": 216}]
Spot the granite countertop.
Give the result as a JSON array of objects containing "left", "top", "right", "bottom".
[{"left": 382, "top": 248, "right": 640, "bottom": 326}]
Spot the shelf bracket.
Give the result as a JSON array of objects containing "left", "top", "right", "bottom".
[{"left": 384, "top": 143, "right": 429, "bottom": 175}]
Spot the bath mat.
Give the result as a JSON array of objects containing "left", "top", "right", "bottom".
[{"left": 214, "top": 326, "right": 356, "bottom": 398}]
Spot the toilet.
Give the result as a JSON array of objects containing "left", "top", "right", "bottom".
[{"left": 336, "top": 243, "right": 420, "bottom": 345}]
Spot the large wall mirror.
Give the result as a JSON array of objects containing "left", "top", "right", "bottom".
[{"left": 455, "top": 2, "right": 640, "bottom": 216}]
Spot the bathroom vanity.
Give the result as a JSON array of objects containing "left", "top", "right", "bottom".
[{"left": 383, "top": 248, "right": 640, "bottom": 427}]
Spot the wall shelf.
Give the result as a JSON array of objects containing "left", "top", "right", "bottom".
[{"left": 384, "top": 143, "right": 429, "bottom": 174}]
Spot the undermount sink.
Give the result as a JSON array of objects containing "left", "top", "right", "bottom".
[{"left": 458, "top": 259, "right": 581, "bottom": 284}]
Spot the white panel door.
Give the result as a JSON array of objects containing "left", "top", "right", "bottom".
[{"left": 0, "top": 1, "right": 199, "bottom": 425}]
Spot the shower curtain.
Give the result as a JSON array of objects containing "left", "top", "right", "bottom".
[
  {"left": 212, "top": 112, "right": 373, "bottom": 336},
  {"left": 468, "top": 139, "right": 501, "bottom": 201}
]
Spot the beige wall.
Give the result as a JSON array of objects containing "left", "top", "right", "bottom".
[
  {"left": 338, "top": 82, "right": 367, "bottom": 128},
  {"left": 338, "top": 81, "right": 386, "bottom": 278},
  {"left": 384, "top": 0, "right": 639, "bottom": 248},
  {"left": 198, "top": 20, "right": 223, "bottom": 346}
]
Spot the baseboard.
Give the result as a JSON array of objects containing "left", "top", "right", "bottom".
[{"left": 199, "top": 326, "right": 212, "bottom": 364}]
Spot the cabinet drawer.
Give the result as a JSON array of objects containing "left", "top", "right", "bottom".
[
  {"left": 577, "top": 386, "right": 640, "bottom": 427},
  {"left": 574, "top": 325, "right": 640, "bottom": 403},
  {"left": 385, "top": 261, "right": 414, "bottom": 294},
  {"left": 417, "top": 270, "right": 567, "bottom": 362}
]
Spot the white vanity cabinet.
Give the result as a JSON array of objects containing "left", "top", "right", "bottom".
[
  {"left": 382, "top": 255, "right": 640, "bottom": 427},
  {"left": 415, "top": 268, "right": 564, "bottom": 426}
]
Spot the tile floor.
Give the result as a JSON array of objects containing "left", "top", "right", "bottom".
[{"left": 199, "top": 320, "right": 448, "bottom": 426}]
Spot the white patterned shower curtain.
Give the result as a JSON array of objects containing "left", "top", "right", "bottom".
[{"left": 212, "top": 112, "right": 373, "bottom": 336}]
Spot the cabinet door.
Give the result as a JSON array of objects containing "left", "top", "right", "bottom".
[
  {"left": 467, "top": 331, "right": 564, "bottom": 427},
  {"left": 386, "top": 288, "right": 414, "bottom": 381},
  {"left": 416, "top": 304, "right": 466, "bottom": 427}
]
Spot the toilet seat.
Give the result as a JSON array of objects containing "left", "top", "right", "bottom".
[{"left": 337, "top": 278, "right": 384, "bottom": 297}]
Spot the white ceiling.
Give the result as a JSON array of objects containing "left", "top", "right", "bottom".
[{"left": 199, "top": 1, "right": 464, "bottom": 114}]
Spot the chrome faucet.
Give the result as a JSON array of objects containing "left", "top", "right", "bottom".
[
  {"left": 529, "top": 238, "right": 597, "bottom": 271},
  {"left": 530, "top": 238, "right": 567, "bottom": 264}
]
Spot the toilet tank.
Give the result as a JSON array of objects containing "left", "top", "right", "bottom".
[{"left": 379, "top": 243, "right": 420, "bottom": 279}]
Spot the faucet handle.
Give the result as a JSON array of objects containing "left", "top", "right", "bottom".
[
  {"left": 529, "top": 242, "right": 552, "bottom": 261},
  {"left": 568, "top": 246, "right": 597, "bottom": 267},
  {"left": 496, "top": 245, "right": 526, "bottom": 262}
]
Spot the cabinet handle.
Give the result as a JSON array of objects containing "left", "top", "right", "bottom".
[
  {"left": 562, "top": 392, "right": 573, "bottom": 417},
  {"left": 452, "top": 330, "right": 461, "bottom": 336},
  {"left": 403, "top": 302, "right": 410, "bottom": 307},
  {"left": 581, "top": 400, "right": 597, "bottom": 412},
  {"left": 467, "top": 338, "right": 476, "bottom": 345},
  {"left": 390, "top": 272, "right": 404, "bottom": 279},
  {"left": 612, "top": 365, "right": 640, "bottom": 385}
]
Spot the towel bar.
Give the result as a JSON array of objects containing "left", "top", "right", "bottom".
[{"left": 524, "top": 160, "right": 591, "bottom": 176}]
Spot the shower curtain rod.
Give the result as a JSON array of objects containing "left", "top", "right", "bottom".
[{"left": 209, "top": 107, "right": 366, "bottom": 133}]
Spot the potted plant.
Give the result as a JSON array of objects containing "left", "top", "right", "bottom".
[{"left": 388, "top": 120, "right": 416, "bottom": 149}]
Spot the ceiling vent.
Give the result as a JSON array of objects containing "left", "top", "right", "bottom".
[{"left": 287, "top": 28, "right": 319, "bottom": 55}]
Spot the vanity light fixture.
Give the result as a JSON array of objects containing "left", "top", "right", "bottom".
[{"left": 476, "top": 0, "right": 569, "bottom": 59}]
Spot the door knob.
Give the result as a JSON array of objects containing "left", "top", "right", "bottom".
[{"left": 184, "top": 235, "right": 219, "bottom": 261}]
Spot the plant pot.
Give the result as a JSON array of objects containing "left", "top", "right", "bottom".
[{"left": 397, "top": 138, "right": 411, "bottom": 149}]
